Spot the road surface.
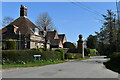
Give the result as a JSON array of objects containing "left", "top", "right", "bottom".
[{"left": 2, "top": 56, "right": 119, "bottom": 78}]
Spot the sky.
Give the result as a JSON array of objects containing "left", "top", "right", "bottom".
[{"left": 1, "top": 2, "right": 117, "bottom": 43}]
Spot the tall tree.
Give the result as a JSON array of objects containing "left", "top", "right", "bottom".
[
  {"left": 86, "top": 35, "right": 98, "bottom": 49},
  {"left": 2, "top": 17, "right": 14, "bottom": 27},
  {"left": 96, "top": 10, "right": 117, "bottom": 55},
  {"left": 36, "top": 13, "right": 55, "bottom": 31}
]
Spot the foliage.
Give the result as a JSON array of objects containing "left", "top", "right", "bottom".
[
  {"left": 63, "top": 42, "right": 76, "bottom": 49},
  {"left": 110, "top": 52, "right": 120, "bottom": 62},
  {"left": 104, "top": 52, "right": 120, "bottom": 74},
  {"left": 31, "top": 48, "right": 44, "bottom": 52},
  {"left": 86, "top": 35, "right": 98, "bottom": 49},
  {"left": 85, "top": 48, "right": 96, "bottom": 54},
  {"left": 95, "top": 10, "right": 119, "bottom": 55},
  {"left": 55, "top": 49, "right": 65, "bottom": 60},
  {"left": 5, "top": 39, "right": 16, "bottom": 50},
  {"left": 2, "top": 60, "right": 67, "bottom": 69},
  {"left": 2, "top": 50, "right": 63, "bottom": 64},
  {"left": 65, "top": 53, "right": 82, "bottom": 59}
]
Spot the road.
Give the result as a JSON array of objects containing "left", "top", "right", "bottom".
[{"left": 2, "top": 56, "right": 119, "bottom": 78}]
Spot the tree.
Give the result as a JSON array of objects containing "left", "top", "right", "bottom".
[
  {"left": 63, "top": 42, "right": 76, "bottom": 49},
  {"left": 36, "top": 13, "right": 55, "bottom": 31},
  {"left": 96, "top": 10, "right": 117, "bottom": 55},
  {"left": 2, "top": 17, "right": 14, "bottom": 27},
  {"left": 86, "top": 35, "right": 98, "bottom": 49}
]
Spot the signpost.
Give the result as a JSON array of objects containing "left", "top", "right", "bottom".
[{"left": 33, "top": 55, "right": 41, "bottom": 60}]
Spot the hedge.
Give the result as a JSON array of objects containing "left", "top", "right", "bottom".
[
  {"left": 110, "top": 52, "right": 120, "bottom": 63},
  {"left": 104, "top": 52, "right": 120, "bottom": 73},
  {"left": 65, "top": 53, "right": 82, "bottom": 59},
  {"left": 2, "top": 50, "right": 62, "bottom": 64}
]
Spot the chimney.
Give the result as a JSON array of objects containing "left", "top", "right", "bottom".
[{"left": 20, "top": 5, "right": 27, "bottom": 17}]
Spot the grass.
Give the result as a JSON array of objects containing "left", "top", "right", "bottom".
[
  {"left": 2, "top": 60, "right": 67, "bottom": 69},
  {"left": 2, "top": 57, "right": 91, "bottom": 69},
  {"left": 65, "top": 57, "right": 91, "bottom": 61}
]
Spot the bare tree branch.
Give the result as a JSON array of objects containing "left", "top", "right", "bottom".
[
  {"left": 2, "top": 17, "right": 14, "bottom": 27},
  {"left": 36, "top": 13, "right": 55, "bottom": 31}
]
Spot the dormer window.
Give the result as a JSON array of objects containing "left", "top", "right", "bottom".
[{"left": 31, "top": 28, "right": 39, "bottom": 36}]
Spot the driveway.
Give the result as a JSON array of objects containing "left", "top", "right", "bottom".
[{"left": 2, "top": 56, "right": 119, "bottom": 78}]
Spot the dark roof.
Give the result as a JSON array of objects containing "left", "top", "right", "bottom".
[
  {"left": 50, "top": 39, "right": 61, "bottom": 45},
  {"left": 46, "top": 30, "right": 58, "bottom": 40},
  {"left": 58, "top": 34, "right": 65, "bottom": 42},
  {"left": 2, "top": 17, "right": 42, "bottom": 35}
]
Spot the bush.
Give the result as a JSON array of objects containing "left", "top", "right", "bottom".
[
  {"left": 65, "top": 53, "right": 82, "bottom": 59},
  {"left": 85, "top": 48, "right": 97, "bottom": 56},
  {"left": 55, "top": 49, "right": 64, "bottom": 60},
  {"left": 4, "top": 39, "right": 16, "bottom": 50},
  {"left": 104, "top": 52, "right": 120, "bottom": 74},
  {"left": 110, "top": 52, "right": 120, "bottom": 63},
  {"left": 2, "top": 50, "right": 63, "bottom": 64},
  {"left": 63, "top": 42, "right": 76, "bottom": 49}
]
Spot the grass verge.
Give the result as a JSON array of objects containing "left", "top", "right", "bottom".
[
  {"left": 2, "top": 57, "right": 90, "bottom": 69},
  {"left": 65, "top": 57, "right": 91, "bottom": 61},
  {"left": 2, "top": 60, "right": 67, "bottom": 69}
]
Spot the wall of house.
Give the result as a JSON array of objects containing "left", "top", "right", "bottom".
[
  {"left": 30, "top": 41, "right": 44, "bottom": 49},
  {"left": 62, "top": 36, "right": 67, "bottom": 44},
  {"left": 30, "top": 35, "right": 44, "bottom": 49},
  {"left": 59, "top": 41, "right": 63, "bottom": 48}
]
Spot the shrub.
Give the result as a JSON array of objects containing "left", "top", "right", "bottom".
[
  {"left": 110, "top": 52, "right": 120, "bottom": 63},
  {"left": 5, "top": 39, "right": 16, "bottom": 50},
  {"left": 36, "top": 48, "right": 44, "bottom": 52},
  {"left": 2, "top": 50, "right": 63, "bottom": 64},
  {"left": 2, "top": 50, "right": 40, "bottom": 63},
  {"left": 104, "top": 52, "right": 120, "bottom": 74},
  {"left": 67, "top": 49, "right": 78, "bottom": 53},
  {"left": 85, "top": 48, "right": 97, "bottom": 56},
  {"left": 63, "top": 42, "right": 76, "bottom": 49},
  {"left": 55, "top": 49, "right": 64, "bottom": 60},
  {"left": 65, "top": 53, "right": 82, "bottom": 59}
]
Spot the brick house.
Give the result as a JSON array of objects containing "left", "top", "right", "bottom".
[{"left": 1, "top": 5, "right": 67, "bottom": 50}]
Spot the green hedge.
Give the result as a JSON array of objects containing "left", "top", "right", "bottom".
[
  {"left": 104, "top": 52, "right": 120, "bottom": 73},
  {"left": 111, "top": 52, "right": 120, "bottom": 63},
  {"left": 55, "top": 49, "right": 64, "bottom": 60},
  {"left": 2, "top": 50, "right": 62, "bottom": 64},
  {"left": 65, "top": 53, "right": 82, "bottom": 59},
  {"left": 86, "top": 48, "right": 96, "bottom": 53}
]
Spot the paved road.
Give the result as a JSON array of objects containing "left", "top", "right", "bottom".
[{"left": 2, "top": 56, "right": 119, "bottom": 78}]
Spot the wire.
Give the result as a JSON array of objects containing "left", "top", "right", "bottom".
[
  {"left": 70, "top": 0, "right": 102, "bottom": 16},
  {"left": 73, "top": 0, "right": 102, "bottom": 15}
]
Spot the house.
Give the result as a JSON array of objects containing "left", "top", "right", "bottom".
[
  {"left": 1, "top": 5, "right": 67, "bottom": 50},
  {"left": 2, "top": 5, "right": 45, "bottom": 50}
]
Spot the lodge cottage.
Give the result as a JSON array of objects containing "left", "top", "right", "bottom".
[{"left": 1, "top": 5, "right": 67, "bottom": 50}]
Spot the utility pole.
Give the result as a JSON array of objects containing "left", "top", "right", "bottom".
[{"left": 43, "top": 27, "right": 47, "bottom": 51}]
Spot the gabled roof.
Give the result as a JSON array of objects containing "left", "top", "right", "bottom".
[
  {"left": 50, "top": 39, "right": 61, "bottom": 46},
  {"left": 58, "top": 34, "right": 66, "bottom": 42},
  {"left": 46, "top": 30, "right": 58, "bottom": 40},
  {"left": 2, "top": 17, "right": 42, "bottom": 36}
]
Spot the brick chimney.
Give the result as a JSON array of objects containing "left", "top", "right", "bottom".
[{"left": 20, "top": 5, "right": 27, "bottom": 17}]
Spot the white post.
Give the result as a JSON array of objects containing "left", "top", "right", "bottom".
[{"left": 82, "top": 42, "right": 84, "bottom": 58}]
